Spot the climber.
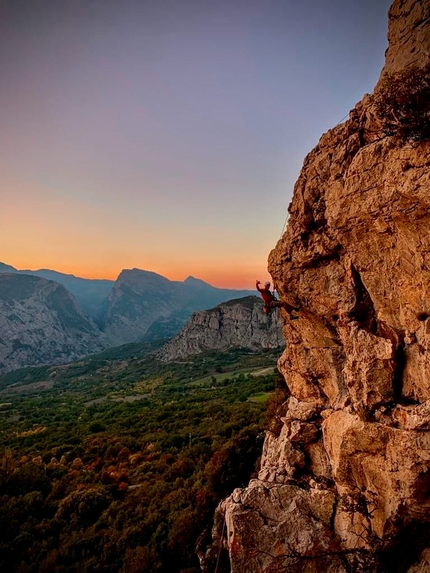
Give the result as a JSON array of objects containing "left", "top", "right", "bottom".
[{"left": 255, "top": 280, "right": 300, "bottom": 319}]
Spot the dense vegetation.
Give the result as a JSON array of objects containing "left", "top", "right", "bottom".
[
  {"left": 374, "top": 62, "right": 430, "bottom": 142},
  {"left": 0, "top": 344, "right": 281, "bottom": 573}
]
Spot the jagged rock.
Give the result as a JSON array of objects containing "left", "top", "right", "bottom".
[
  {"left": 157, "top": 296, "right": 284, "bottom": 360},
  {"left": 337, "top": 322, "right": 396, "bottom": 416},
  {"left": 282, "top": 396, "right": 324, "bottom": 421},
  {"left": 303, "top": 440, "right": 332, "bottom": 480},
  {"left": 216, "top": 482, "right": 347, "bottom": 573},
  {"left": 323, "top": 410, "right": 430, "bottom": 543},
  {"left": 383, "top": 0, "right": 430, "bottom": 74},
  {"left": 208, "top": 2, "right": 430, "bottom": 571},
  {"left": 259, "top": 428, "right": 305, "bottom": 480},
  {"left": 285, "top": 420, "right": 319, "bottom": 444},
  {"left": 392, "top": 400, "right": 430, "bottom": 430}
]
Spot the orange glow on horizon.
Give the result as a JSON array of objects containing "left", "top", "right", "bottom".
[
  {"left": 1, "top": 172, "right": 277, "bottom": 291},
  {"left": 3, "top": 258, "right": 272, "bottom": 290}
]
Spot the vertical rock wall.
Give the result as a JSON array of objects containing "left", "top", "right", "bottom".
[{"left": 207, "top": 1, "right": 430, "bottom": 572}]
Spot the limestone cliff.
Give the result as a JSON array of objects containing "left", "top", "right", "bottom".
[
  {"left": 158, "top": 296, "right": 284, "bottom": 361},
  {"left": 207, "top": 1, "right": 430, "bottom": 572}
]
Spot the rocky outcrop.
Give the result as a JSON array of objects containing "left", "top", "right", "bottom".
[
  {"left": 158, "top": 296, "right": 284, "bottom": 361},
  {"left": 208, "top": 2, "right": 430, "bottom": 572},
  {"left": 383, "top": 0, "right": 430, "bottom": 74},
  {"left": 0, "top": 274, "right": 105, "bottom": 373}
]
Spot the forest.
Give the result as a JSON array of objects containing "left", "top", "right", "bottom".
[{"left": 0, "top": 343, "right": 284, "bottom": 573}]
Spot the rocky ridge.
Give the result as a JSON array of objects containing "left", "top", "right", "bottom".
[
  {"left": 0, "top": 262, "right": 114, "bottom": 324},
  {"left": 208, "top": 1, "right": 430, "bottom": 572},
  {"left": 158, "top": 296, "right": 284, "bottom": 361}
]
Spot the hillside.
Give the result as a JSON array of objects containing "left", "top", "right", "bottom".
[
  {"left": 0, "top": 346, "right": 279, "bottom": 573},
  {"left": 102, "top": 268, "right": 253, "bottom": 345},
  {"left": 0, "top": 263, "right": 113, "bottom": 324},
  {"left": 0, "top": 273, "right": 104, "bottom": 373}
]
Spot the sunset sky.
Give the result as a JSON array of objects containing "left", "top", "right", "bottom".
[{"left": 1, "top": 0, "right": 392, "bottom": 288}]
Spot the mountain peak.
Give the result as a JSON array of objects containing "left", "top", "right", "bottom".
[
  {"left": 183, "top": 276, "right": 212, "bottom": 288},
  {"left": 0, "top": 262, "right": 18, "bottom": 273}
]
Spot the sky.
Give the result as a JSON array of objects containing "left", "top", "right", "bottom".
[{"left": 1, "top": 0, "right": 392, "bottom": 288}]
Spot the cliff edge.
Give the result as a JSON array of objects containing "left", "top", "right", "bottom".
[{"left": 207, "top": 1, "right": 430, "bottom": 572}]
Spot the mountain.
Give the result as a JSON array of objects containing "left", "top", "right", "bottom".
[
  {"left": 0, "top": 273, "right": 105, "bottom": 373},
  {"left": 0, "top": 262, "right": 18, "bottom": 273},
  {"left": 102, "top": 268, "right": 253, "bottom": 345},
  {"left": 208, "top": 2, "right": 430, "bottom": 572},
  {"left": 0, "top": 265, "right": 252, "bottom": 341},
  {"left": 0, "top": 264, "right": 254, "bottom": 371},
  {"left": 1, "top": 266, "right": 114, "bottom": 325},
  {"left": 158, "top": 296, "right": 284, "bottom": 361}
]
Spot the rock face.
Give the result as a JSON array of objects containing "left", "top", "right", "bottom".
[
  {"left": 0, "top": 274, "right": 104, "bottom": 373},
  {"left": 158, "top": 296, "right": 284, "bottom": 361},
  {"left": 209, "top": 2, "right": 430, "bottom": 572},
  {"left": 22, "top": 269, "right": 114, "bottom": 326}
]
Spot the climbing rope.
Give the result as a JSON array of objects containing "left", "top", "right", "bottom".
[
  {"left": 279, "top": 111, "right": 350, "bottom": 240},
  {"left": 335, "top": 112, "right": 349, "bottom": 126},
  {"left": 274, "top": 307, "right": 280, "bottom": 348},
  {"left": 279, "top": 212, "right": 289, "bottom": 238},
  {"left": 214, "top": 516, "right": 227, "bottom": 573},
  {"left": 264, "top": 289, "right": 282, "bottom": 350},
  {"left": 265, "top": 307, "right": 272, "bottom": 342}
]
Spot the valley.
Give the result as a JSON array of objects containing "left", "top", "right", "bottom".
[
  {"left": 0, "top": 264, "right": 255, "bottom": 373},
  {"left": 0, "top": 345, "right": 282, "bottom": 573}
]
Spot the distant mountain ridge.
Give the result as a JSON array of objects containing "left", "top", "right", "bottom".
[
  {"left": 0, "top": 263, "right": 113, "bottom": 325},
  {"left": 0, "top": 262, "right": 254, "bottom": 372},
  {"left": 0, "top": 273, "right": 104, "bottom": 373},
  {"left": 91, "top": 267, "right": 254, "bottom": 345}
]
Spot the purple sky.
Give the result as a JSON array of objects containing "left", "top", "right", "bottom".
[{"left": 1, "top": 0, "right": 392, "bottom": 287}]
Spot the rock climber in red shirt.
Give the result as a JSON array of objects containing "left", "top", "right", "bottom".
[{"left": 256, "top": 280, "right": 300, "bottom": 319}]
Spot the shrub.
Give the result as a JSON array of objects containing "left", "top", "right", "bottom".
[
  {"left": 56, "top": 487, "right": 112, "bottom": 525},
  {"left": 373, "top": 62, "right": 430, "bottom": 141}
]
